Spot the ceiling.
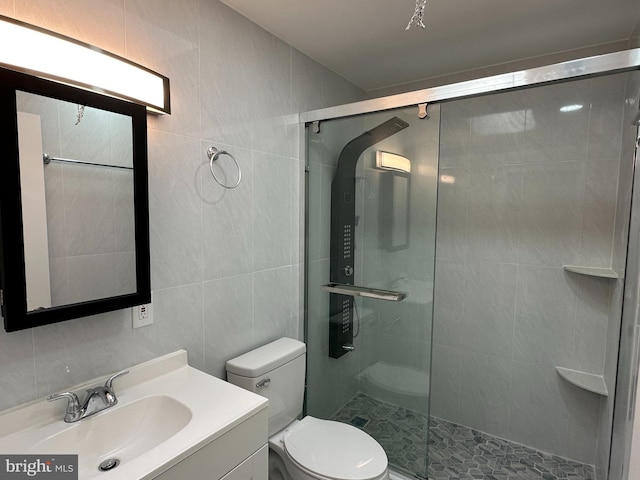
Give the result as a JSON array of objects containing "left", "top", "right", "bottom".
[{"left": 219, "top": 0, "right": 640, "bottom": 91}]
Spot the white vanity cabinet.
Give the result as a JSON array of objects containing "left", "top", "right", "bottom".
[{"left": 154, "top": 403, "right": 268, "bottom": 480}]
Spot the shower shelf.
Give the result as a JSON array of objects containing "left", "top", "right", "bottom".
[
  {"left": 555, "top": 367, "right": 608, "bottom": 396},
  {"left": 562, "top": 265, "right": 618, "bottom": 279}
]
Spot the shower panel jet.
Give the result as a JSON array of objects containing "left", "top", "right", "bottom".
[{"left": 328, "top": 116, "right": 409, "bottom": 358}]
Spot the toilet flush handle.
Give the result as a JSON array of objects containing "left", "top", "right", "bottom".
[{"left": 256, "top": 378, "right": 271, "bottom": 388}]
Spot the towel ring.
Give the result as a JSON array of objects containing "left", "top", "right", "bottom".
[{"left": 207, "top": 146, "right": 242, "bottom": 189}]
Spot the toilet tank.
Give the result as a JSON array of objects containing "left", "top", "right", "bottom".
[{"left": 226, "top": 337, "right": 306, "bottom": 436}]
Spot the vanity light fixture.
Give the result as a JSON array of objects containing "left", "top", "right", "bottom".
[
  {"left": 376, "top": 151, "right": 411, "bottom": 174},
  {"left": 0, "top": 15, "right": 170, "bottom": 114}
]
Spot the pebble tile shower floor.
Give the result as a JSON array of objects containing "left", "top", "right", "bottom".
[{"left": 331, "top": 393, "right": 596, "bottom": 480}]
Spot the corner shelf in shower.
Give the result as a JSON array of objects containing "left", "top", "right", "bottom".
[
  {"left": 562, "top": 265, "right": 618, "bottom": 279},
  {"left": 555, "top": 367, "right": 608, "bottom": 396}
]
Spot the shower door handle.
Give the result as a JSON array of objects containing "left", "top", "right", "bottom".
[{"left": 321, "top": 283, "right": 406, "bottom": 302}]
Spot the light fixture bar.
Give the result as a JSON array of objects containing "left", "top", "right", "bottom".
[{"left": 0, "top": 15, "right": 170, "bottom": 114}]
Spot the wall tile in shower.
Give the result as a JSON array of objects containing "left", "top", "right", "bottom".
[
  {"left": 517, "top": 161, "right": 585, "bottom": 266},
  {"left": 459, "top": 350, "right": 511, "bottom": 439},
  {"left": 466, "top": 165, "right": 522, "bottom": 264},
  {"left": 577, "top": 158, "right": 620, "bottom": 268},
  {"left": 513, "top": 265, "right": 576, "bottom": 368},
  {"left": 435, "top": 167, "right": 469, "bottom": 261},
  {"left": 522, "top": 80, "right": 590, "bottom": 164},
  {"left": 566, "top": 380, "right": 602, "bottom": 464},
  {"left": 432, "top": 258, "right": 465, "bottom": 348},
  {"left": 587, "top": 74, "right": 627, "bottom": 161},
  {"left": 467, "top": 90, "right": 527, "bottom": 167},
  {"left": 439, "top": 101, "right": 472, "bottom": 169},
  {"left": 508, "top": 361, "right": 569, "bottom": 458},
  {"left": 570, "top": 276, "right": 610, "bottom": 374},
  {"left": 430, "top": 343, "right": 461, "bottom": 423},
  {"left": 459, "top": 262, "right": 517, "bottom": 359}
]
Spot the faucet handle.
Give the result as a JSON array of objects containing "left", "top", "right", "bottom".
[
  {"left": 104, "top": 369, "right": 129, "bottom": 391},
  {"left": 47, "top": 392, "right": 81, "bottom": 421}
]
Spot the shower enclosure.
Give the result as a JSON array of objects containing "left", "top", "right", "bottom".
[
  {"left": 306, "top": 105, "right": 440, "bottom": 477},
  {"left": 304, "top": 50, "right": 640, "bottom": 480}
]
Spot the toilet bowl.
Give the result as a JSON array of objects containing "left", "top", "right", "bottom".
[{"left": 226, "top": 338, "right": 389, "bottom": 480}]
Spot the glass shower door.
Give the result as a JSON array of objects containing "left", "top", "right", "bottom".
[{"left": 305, "top": 105, "right": 440, "bottom": 478}]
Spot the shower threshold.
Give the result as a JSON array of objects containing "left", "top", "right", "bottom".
[{"left": 332, "top": 393, "right": 596, "bottom": 480}]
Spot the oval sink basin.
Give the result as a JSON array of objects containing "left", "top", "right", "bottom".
[{"left": 28, "top": 395, "right": 192, "bottom": 477}]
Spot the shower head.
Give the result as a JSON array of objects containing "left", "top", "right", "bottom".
[{"left": 335, "top": 117, "right": 410, "bottom": 178}]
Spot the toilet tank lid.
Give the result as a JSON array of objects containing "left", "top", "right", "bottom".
[{"left": 226, "top": 337, "right": 306, "bottom": 378}]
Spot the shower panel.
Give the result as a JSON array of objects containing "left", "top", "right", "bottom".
[{"left": 328, "top": 117, "right": 409, "bottom": 358}]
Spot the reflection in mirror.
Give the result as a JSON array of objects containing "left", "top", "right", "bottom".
[
  {"left": 377, "top": 151, "right": 411, "bottom": 251},
  {"left": 391, "top": 175, "right": 409, "bottom": 248},
  {"left": 16, "top": 91, "right": 137, "bottom": 311}
]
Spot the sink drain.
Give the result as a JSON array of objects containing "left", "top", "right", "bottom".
[{"left": 98, "top": 458, "right": 120, "bottom": 472}]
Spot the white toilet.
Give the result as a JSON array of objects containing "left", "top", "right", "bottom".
[{"left": 226, "top": 337, "right": 389, "bottom": 480}]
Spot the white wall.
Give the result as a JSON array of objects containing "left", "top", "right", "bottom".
[{"left": 0, "top": 0, "right": 363, "bottom": 412}]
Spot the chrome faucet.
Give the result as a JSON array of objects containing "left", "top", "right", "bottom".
[{"left": 47, "top": 370, "right": 129, "bottom": 422}]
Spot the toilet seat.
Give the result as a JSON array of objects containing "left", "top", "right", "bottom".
[{"left": 283, "top": 417, "right": 388, "bottom": 480}]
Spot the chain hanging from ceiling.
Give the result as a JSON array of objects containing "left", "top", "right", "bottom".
[{"left": 406, "top": 0, "right": 428, "bottom": 30}]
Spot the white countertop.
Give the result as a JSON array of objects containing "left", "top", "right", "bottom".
[{"left": 0, "top": 350, "right": 269, "bottom": 479}]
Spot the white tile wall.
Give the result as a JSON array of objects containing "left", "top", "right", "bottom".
[
  {"left": 431, "top": 73, "right": 630, "bottom": 465},
  {"left": 0, "top": 0, "right": 364, "bottom": 412}
]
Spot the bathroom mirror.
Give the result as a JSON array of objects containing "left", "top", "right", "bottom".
[
  {"left": 376, "top": 150, "right": 411, "bottom": 251},
  {"left": 0, "top": 67, "right": 150, "bottom": 332},
  {"left": 380, "top": 172, "right": 411, "bottom": 251}
]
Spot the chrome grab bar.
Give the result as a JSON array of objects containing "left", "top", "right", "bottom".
[{"left": 320, "top": 283, "right": 406, "bottom": 302}]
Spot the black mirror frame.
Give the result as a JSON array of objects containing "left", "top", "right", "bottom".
[{"left": 0, "top": 67, "right": 151, "bottom": 332}]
